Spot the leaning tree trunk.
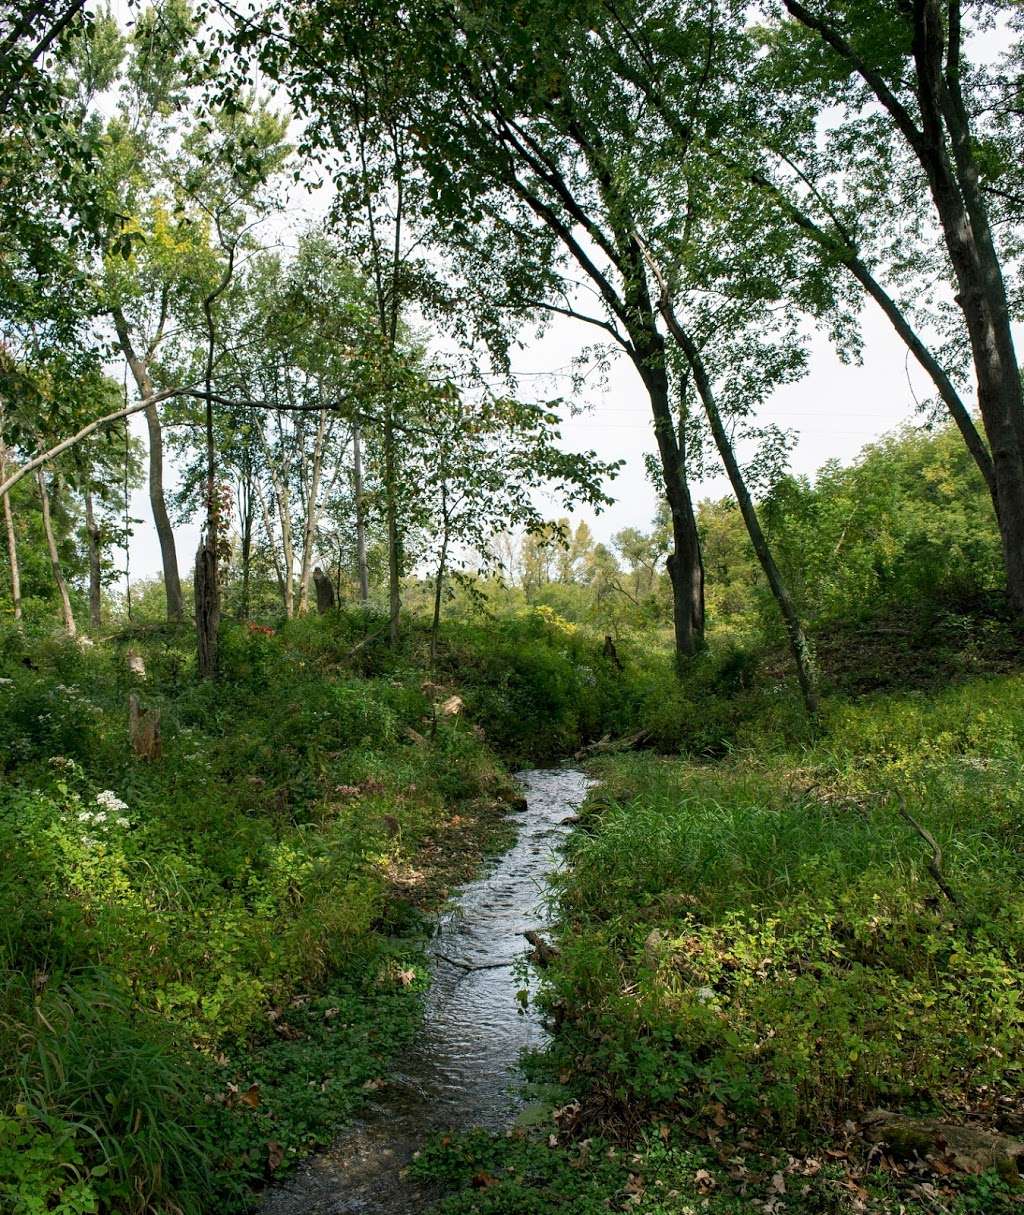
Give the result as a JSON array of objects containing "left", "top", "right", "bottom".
[
  {"left": 111, "top": 307, "right": 183, "bottom": 621},
  {"left": 352, "top": 422, "right": 370, "bottom": 604},
  {"left": 911, "top": 0, "right": 1024, "bottom": 614},
  {"left": 36, "top": 469, "right": 76, "bottom": 637},
  {"left": 667, "top": 315, "right": 819, "bottom": 714},
  {"left": 84, "top": 485, "right": 102, "bottom": 630},
  {"left": 1, "top": 447, "right": 21, "bottom": 621}
]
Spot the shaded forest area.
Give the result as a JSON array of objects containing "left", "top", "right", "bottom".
[{"left": 2, "top": 1, "right": 1024, "bottom": 1213}]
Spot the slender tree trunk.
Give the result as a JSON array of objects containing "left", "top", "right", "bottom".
[
  {"left": 1, "top": 447, "right": 21, "bottom": 621},
  {"left": 353, "top": 422, "right": 370, "bottom": 603},
  {"left": 36, "top": 469, "right": 75, "bottom": 637},
  {"left": 666, "top": 314, "right": 819, "bottom": 714},
  {"left": 635, "top": 342, "right": 704, "bottom": 663},
  {"left": 296, "top": 409, "right": 329, "bottom": 615},
  {"left": 254, "top": 479, "right": 288, "bottom": 610},
  {"left": 110, "top": 308, "right": 183, "bottom": 621},
  {"left": 84, "top": 485, "right": 102, "bottom": 630},
  {"left": 431, "top": 495, "right": 450, "bottom": 667},
  {"left": 385, "top": 412, "right": 401, "bottom": 645}
]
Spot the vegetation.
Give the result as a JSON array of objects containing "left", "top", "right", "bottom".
[{"left": 2, "top": 2, "right": 1024, "bottom": 1214}]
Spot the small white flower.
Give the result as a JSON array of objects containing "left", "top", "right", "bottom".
[
  {"left": 95, "top": 790, "right": 129, "bottom": 814},
  {"left": 93, "top": 812, "right": 107, "bottom": 824},
  {"left": 116, "top": 817, "right": 130, "bottom": 828},
  {"left": 77, "top": 811, "right": 94, "bottom": 823}
]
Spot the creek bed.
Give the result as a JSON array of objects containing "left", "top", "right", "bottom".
[{"left": 259, "top": 767, "right": 589, "bottom": 1215}]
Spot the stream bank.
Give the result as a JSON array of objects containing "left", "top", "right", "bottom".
[{"left": 259, "top": 767, "right": 590, "bottom": 1215}]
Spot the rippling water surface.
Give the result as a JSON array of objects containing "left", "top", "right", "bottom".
[{"left": 259, "top": 767, "right": 589, "bottom": 1215}]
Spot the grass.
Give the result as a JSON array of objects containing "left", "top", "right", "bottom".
[
  {"left": 0, "top": 607, "right": 625, "bottom": 1213},
  {"left": 416, "top": 670, "right": 1024, "bottom": 1214}
]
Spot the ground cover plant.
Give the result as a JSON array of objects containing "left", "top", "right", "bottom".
[
  {"left": 416, "top": 671, "right": 1024, "bottom": 1212},
  {"left": 0, "top": 608, "right": 634, "bottom": 1212}
]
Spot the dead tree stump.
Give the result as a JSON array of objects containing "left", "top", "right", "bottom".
[
  {"left": 129, "top": 693, "right": 162, "bottom": 761},
  {"left": 313, "top": 567, "right": 335, "bottom": 614}
]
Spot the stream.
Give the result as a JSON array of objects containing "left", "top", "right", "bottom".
[{"left": 259, "top": 767, "right": 590, "bottom": 1215}]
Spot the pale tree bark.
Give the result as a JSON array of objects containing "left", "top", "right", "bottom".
[
  {"left": 0, "top": 445, "right": 21, "bottom": 621},
  {"left": 430, "top": 482, "right": 450, "bottom": 667},
  {"left": 254, "top": 478, "right": 288, "bottom": 609},
  {"left": 36, "top": 469, "right": 75, "bottom": 637},
  {"left": 110, "top": 306, "right": 183, "bottom": 621},
  {"left": 296, "top": 409, "right": 330, "bottom": 615},
  {"left": 262, "top": 437, "right": 295, "bottom": 617},
  {"left": 83, "top": 485, "right": 102, "bottom": 630},
  {"left": 352, "top": 421, "right": 370, "bottom": 603},
  {"left": 384, "top": 411, "right": 401, "bottom": 645}
]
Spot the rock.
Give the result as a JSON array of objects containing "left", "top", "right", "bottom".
[
  {"left": 524, "top": 930, "right": 559, "bottom": 967},
  {"left": 862, "top": 1110, "right": 1024, "bottom": 1183},
  {"left": 561, "top": 814, "right": 581, "bottom": 826}
]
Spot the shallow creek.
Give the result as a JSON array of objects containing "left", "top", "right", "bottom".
[{"left": 259, "top": 767, "right": 590, "bottom": 1215}]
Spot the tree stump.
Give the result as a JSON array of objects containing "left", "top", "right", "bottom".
[
  {"left": 129, "top": 693, "right": 162, "bottom": 761},
  {"left": 313, "top": 566, "right": 335, "bottom": 614}
]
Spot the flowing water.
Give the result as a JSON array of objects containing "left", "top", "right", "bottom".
[{"left": 259, "top": 767, "right": 590, "bottom": 1215}]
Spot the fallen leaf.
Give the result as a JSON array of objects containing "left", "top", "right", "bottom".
[{"left": 267, "top": 1141, "right": 284, "bottom": 1172}]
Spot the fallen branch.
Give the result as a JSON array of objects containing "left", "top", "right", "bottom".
[{"left": 896, "top": 797, "right": 960, "bottom": 907}]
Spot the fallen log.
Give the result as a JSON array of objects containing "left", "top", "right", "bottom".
[{"left": 862, "top": 1109, "right": 1024, "bottom": 1183}]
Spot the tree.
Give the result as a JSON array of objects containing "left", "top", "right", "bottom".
[{"left": 238, "top": 0, "right": 708, "bottom": 666}]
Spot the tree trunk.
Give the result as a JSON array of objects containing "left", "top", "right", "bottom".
[
  {"left": 111, "top": 307, "right": 183, "bottom": 621},
  {"left": 785, "top": 0, "right": 1024, "bottom": 615},
  {"left": 84, "top": 484, "right": 102, "bottom": 630},
  {"left": 911, "top": 1, "right": 1024, "bottom": 614},
  {"left": 636, "top": 345, "right": 704, "bottom": 663},
  {"left": 195, "top": 538, "right": 218, "bottom": 679},
  {"left": 1, "top": 447, "right": 21, "bottom": 621},
  {"left": 313, "top": 566, "right": 335, "bottom": 613},
  {"left": 666, "top": 313, "right": 819, "bottom": 714},
  {"left": 385, "top": 412, "right": 401, "bottom": 645},
  {"left": 353, "top": 421, "right": 370, "bottom": 603},
  {"left": 254, "top": 479, "right": 288, "bottom": 610},
  {"left": 297, "top": 409, "right": 329, "bottom": 615},
  {"left": 430, "top": 504, "right": 449, "bottom": 667},
  {"left": 36, "top": 469, "right": 76, "bottom": 637}
]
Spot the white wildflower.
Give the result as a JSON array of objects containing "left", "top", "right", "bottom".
[
  {"left": 95, "top": 790, "right": 129, "bottom": 814},
  {"left": 116, "top": 817, "right": 130, "bottom": 828},
  {"left": 77, "top": 811, "right": 94, "bottom": 824},
  {"left": 92, "top": 812, "right": 107, "bottom": 824}
]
